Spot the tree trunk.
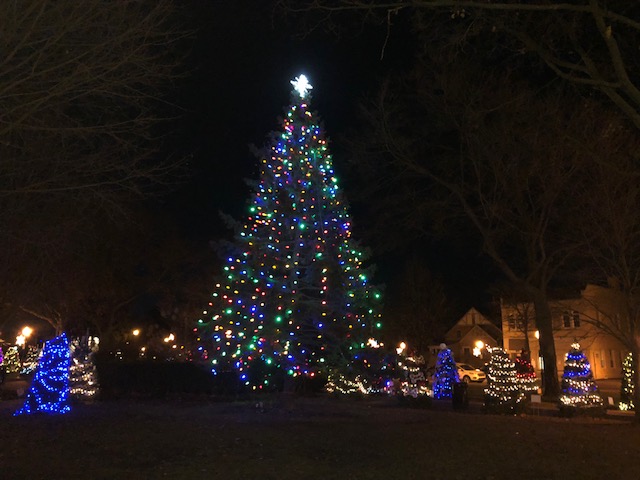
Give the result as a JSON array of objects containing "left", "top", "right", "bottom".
[{"left": 530, "top": 290, "right": 560, "bottom": 399}]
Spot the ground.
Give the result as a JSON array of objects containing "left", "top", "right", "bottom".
[{"left": 1, "top": 392, "right": 638, "bottom": 480}]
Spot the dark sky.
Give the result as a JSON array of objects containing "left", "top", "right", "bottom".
[
  {"left": 168, "top": 2, "right": 407, "bottom": 235},
  {"left": 165, "top": 2, "right": 496, "bottom": 317}
]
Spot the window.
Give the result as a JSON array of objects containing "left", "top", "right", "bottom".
[
  {"left": 573, "top": 312, "right": 581, "bottom": 328},
  {"left": 562, "top": 311, "right": 580, "bottom": 328},
  {"left": 600, "top": 350, "right": 605, "bottom": 368},
  {"left": 609, "top": 350, "right": 615, "bottom": 368},
  {"left": 463, "top": 347, "right": 470, "bottom": 360},
  {"left": 508, "top": 314, "right": 524, "bottom": 330}
]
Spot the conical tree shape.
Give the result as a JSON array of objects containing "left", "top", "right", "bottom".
[
  {"left": 15, "top": 333, "right": 71, "bottom": 415},
  {"left": 559, "top": 342, "right": 604, "bottom": 413},
  {"left": 69, "top": 336, "right": 100, "bottom": 400},
  {"left": 433, "top": 346, "right": 459, "bottom": 399},
  {"left": 620, "top": 352, "right": 634, "bottom": 410},
  {"left": 484, "top": 347, "right": 525, "bottom": 413},
  {"left": 515, "top": 351, "right": 538, "bottom": 394},
  {"left": 3, "top": 346, "right": 21, "bottom": 374},
  {"left": 201, "top": 75, "right": 383, "bottom": 391}
]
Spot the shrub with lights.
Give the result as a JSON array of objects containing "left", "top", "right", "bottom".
[
  {"left": 432, "top": 345, "right": 459, "bottom": 399},
  {"left": 20, "top": 345, "right": 42, "bottom": 375},
  {"left": 15, "top": 333, "right": 71, "bottom": 415},
  {"left": 514, "top": 351, "right": 538, "bottom": 395},
  {"left": 3, "top": 346, "right": 21, "bottom": 374},
  {"left": 559, "top": 342, "right": 604, "bottom": 416},
  {"left": 619, "top": 352, "right": 634, "bottom": 411},
  {"left": 70, "top": 336, "right": 100, "bottom": 400},
  {"left": 199, "top": 75, "right": 384, "bottom": 393},
  {"left": 391, "top": 343, "right": 432, "bottom": 402},
  {"left": 483, "top": 347, "right": 525, "bottom": 414}
]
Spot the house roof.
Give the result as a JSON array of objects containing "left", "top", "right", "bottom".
[{"left": 444, "top": 323, "right": 501, "bottom": 345}]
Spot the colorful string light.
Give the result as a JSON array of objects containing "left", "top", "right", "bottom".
[{"left": 200, "top": 75, "right": 383, "bottom": 390}]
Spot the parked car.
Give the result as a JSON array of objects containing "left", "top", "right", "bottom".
[{"left": 457, "top": 363, "right": 486, "bottom": 383}]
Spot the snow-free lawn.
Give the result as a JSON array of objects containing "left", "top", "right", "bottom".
[{"left": 1, "top": 395, "right": 638, "bottom": 479}]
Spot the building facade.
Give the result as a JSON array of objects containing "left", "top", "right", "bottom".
[{"left": 501, "top": 285, "right": 628, "bottom": 380}]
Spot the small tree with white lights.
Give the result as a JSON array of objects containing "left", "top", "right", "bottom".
[
  {"left": 391, "top": 342, "right": 431, "bottom": 403},
  {"left": 620, "top": 352, "right": 634, "bottom": 411},
  {"left": 559, "top": 342, "right": 604, "bottom": 416},
  {"left": 484, "top": 347, "right": 525, "bottom": 414},
  {"left": 3, "top": 346, "right": 21, "bottom": 374},
  {"left": 69, "top": 336, "right": 100, "bottom": 400}
]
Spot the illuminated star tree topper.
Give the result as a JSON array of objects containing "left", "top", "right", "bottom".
[{"left": 290, "top": 74, "right": 313, "bottom": 98}]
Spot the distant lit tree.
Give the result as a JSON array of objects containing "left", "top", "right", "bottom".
[
  {"left": 559, "top": 343, "right": 604, "bottom": 415},
  {"left": 69, "top": 337, "right": 100, "bottom": 400},
  {"left": 15, "top": 334, "right": 71, "bottom": 415},
  {"left": 620, "top": 353, "right": 634, "bottom": 411},
  {"left": 484, "top": 347, "right": 525, "bottom": 413},
  {"left": 432, "top": 345, "right": 458, "bottom": 399},
  {"left": 515, "top": 351, "right": 538, "bottom": 395}
]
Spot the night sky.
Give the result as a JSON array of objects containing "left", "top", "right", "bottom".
[{"left": 170, "top": 3, "right": 401, "bottom": 236}]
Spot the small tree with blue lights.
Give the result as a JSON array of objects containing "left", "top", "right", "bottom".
[
  {"left": 619, "top": 352, "right": 634, "bottom": 411},
  {"left": 432, "top": 344, "right": 459, "bottom": 399},
  {"left": 559, "top": 342, "right": 604, "bottom": 416},
  {"left": 484, "top": 347, "right": 525, "bottom": 413},
  {"left": 199, "top": 75, "right": 383, "bottom": 393},
  {"left": 15, "top": 333, "right": 71, "bottom": 415}
]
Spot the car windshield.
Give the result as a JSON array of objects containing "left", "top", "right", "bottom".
[{"left": 459, "top": 365, "right": 471, "bottom": 370}]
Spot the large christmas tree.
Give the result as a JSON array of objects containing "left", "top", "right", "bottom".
[{"left": 200, "top": 75, "right": 383, "bottom": 392}]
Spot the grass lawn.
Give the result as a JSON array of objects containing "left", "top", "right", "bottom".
[{"left": 0, "top": 395, "right": 638, "bottom": 480}]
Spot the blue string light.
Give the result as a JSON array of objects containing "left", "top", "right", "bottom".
[
  {"left": 15, "top": 333, "right": 71, "bottom": 415},
  {"left": 433, "top": 347, "right": 459, "bottom": 399}
]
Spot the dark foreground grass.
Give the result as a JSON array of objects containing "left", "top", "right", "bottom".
[{"left": 0, "top": 395, "right": 638, "bottom": 480}]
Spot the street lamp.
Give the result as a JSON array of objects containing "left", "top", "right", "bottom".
[
  {"left": 473, "top": 340, "right": 485, "bottom": 357},
  {"left": 16, "top": 326, "right": 33, "bottom": 347}
]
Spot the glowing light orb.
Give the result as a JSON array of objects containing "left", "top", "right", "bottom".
[{"left": 291, "top": 74, "right": 313, "bottom": 98}]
